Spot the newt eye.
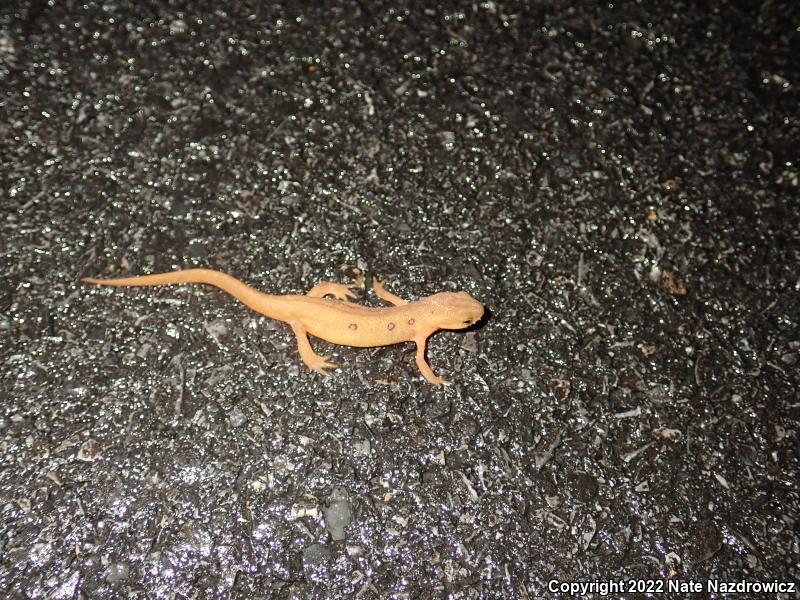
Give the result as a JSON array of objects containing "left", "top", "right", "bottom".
[{"left": 463, "top": 319, "right": 472, "bottom": 325}]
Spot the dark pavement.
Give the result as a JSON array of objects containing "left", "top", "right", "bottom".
[{"left": 1, "top": 1, "right": 798, "bottom": 597}]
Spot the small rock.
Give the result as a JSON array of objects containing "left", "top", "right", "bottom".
[
  {"left": 227, "top": 407, "right": 247, "bottom": 428},
  {"left": 322, "top": 486, "right": 352, "bottom": 541}
]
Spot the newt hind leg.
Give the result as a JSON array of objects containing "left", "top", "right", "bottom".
[
  {"left": 290, "top": 322, "right": 338, "bottom": 375},
  {"left": 306, "top": 281, "right": 358, "bottom": 302}
]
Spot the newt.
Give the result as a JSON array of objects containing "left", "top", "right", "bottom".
[{"left": 81, "top": 269, "right": 484, "bottom": 385}]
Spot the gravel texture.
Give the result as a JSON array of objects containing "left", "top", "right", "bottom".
[{"left": 1, "top": 1, "right": 798, "bottom": 598}]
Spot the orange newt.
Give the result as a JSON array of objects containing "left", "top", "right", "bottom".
[{"left": 81, "top": 269, "right": 483, "bottom": 385}]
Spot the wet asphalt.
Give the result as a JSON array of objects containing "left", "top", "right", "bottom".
[{"left": 1, "top": 1, "right": 799, "bottom": 598}]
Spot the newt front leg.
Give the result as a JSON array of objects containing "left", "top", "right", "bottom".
[
  {"left": 372, "top": 279, "right": 407, "bottom": 306},
  {"left": 414, "top": 333, "right": 451, "bottom": 386}
]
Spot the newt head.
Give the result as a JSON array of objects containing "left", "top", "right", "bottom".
[{"left": 423, "top": 291, "right": 484, "bottom": 330}]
